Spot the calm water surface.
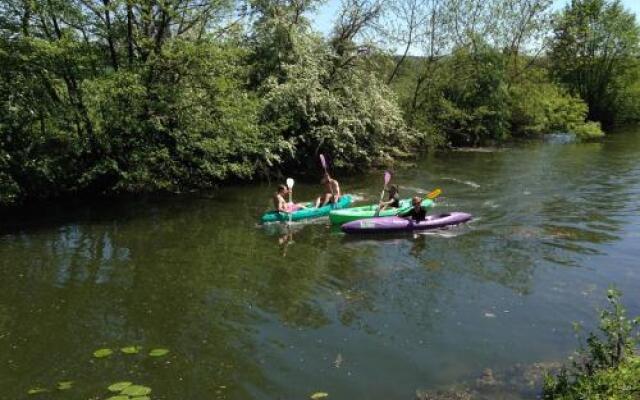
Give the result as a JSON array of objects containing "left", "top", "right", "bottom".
[{"left": 1, "top": 131, "right": 640, "bottom": 399}]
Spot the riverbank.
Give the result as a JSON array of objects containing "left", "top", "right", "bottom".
[{"left": 0, "top": 130, "right": 608, "bottom": 213}]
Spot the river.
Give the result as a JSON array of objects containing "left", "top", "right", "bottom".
[{"left": 1, "top": 130, "right": 639, "bottom": 399}]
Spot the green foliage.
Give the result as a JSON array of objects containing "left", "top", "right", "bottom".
[
  {"left": 0, "top": 150, "right": 20, "bottom": 206},
  {"left": 80, "top": 41, "right": 276, "bottom": 194},
  {"left": 435, "top": 45, "right": 511, "bottom": 146},
  {"left": 545, "top": 357, "right": 640, "bottom": 400},
  {"left": 259, "top": 33, "right": 421, "bottom": 170},
  {"left": 390, "top": 50, "right": 603, "bottom": 146},
  {"left": 550, "top": 0, "right": 640, "bottom": 126},
  {"left": 0, "top": 0, "right": 637, "bottom": 207},
  {"left": 612, "top": 58, "right": 640, "bottom": 124},
  {"left": 508, "top": 68, "right": 604, "bottom": 139},
  {"left": 0, "top": 0, "right": 421, "bottom": 206},
  {"left": 392, "top": 44, "right": 513, "bottom": 146},
  {"left": 543, "top": 289, "right": 640, "bottom": 399}
]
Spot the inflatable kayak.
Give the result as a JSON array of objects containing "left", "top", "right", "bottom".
[
  {"left": 329, "top": 198, "right": 434, "bottom": 225},
  {"left": 341, "top": 212, "right": 472, "bottom": 234},
  {"left": 261, "top": 195, "right": 353, "bottom": 223}
]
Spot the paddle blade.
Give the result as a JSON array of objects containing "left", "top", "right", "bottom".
[
  {"left": 384, "top": 171, "right": 391, "bottom": 186},
  {"left": 319, "top": 154, "right": 327, "bottom": 170},
  {"left": 286, "top": 178, "right": 294, "bottom": 189},
  {"left": 426, "top": 188, "right": 442, "bottom": 199}
]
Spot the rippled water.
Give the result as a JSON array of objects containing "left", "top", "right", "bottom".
[{"left": 1, "top": 131, "right": 639, "bottom": 399}]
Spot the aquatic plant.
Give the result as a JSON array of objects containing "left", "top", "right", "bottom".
[
  {"left": 56, "top": 381, "right": 73, "bottom": 390},
  {"left": 108, "top": 382, "right": 134, "bottom": 392},
  {"left": 148, "top": 348, "right": 170, "bottom": 357},
  {"left": 121, "top": 346, "right": 141, "bottom": 354},
  {"left": 93, "top": 348, "right": 114, "bottom": 358}
]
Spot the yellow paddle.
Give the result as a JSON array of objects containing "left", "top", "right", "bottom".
[{"left": 426, "top": 188, "right": 442, "bottom": 200}]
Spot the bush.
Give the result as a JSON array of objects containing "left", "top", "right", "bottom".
[
  {"left": 0, "top": 150, "right": 20, "bottom": 206},
  {"left": 433, "top": 45, "right": 511, "bottom": 146},
  {"left": 259, "top": 33, "right": 421, "bottom": 171},
  {"left": 543, "top": 289, "right": 640, "bottom": 399},
  {"left": 508, "top": 69, "right": 604, "bottom": 139}
]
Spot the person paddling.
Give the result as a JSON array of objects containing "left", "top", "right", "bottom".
[
  {"left": 273, "top": 184, "right": 306, "bottom": 213},
  {"left": 273, "top": 185, "right": 290, "bottom": 213},
  {"left": 400, "top": 196, "right": 427, "bottom": 222},
  {"left": 315, "top": 172, "right": 341, "bottom": 208},
  {"left": 378, "top": 184, "right": 400, "bottom": 211}
]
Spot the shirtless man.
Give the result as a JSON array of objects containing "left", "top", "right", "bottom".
[
  {"left": 273, "top": 184, "right": 306, "bottom": 213},
  {"left": 273, "top": 184, "right": 290, "bottom": 213},
  {"left": 315, "top": 172, "right": 341, "bottom": 208}
]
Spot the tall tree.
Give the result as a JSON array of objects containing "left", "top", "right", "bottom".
[
  {"left": 550, "top": 0, "right": 640, "bottom": 126},
  {"left": 382, "top": 0, "right": 429, "bottom": 85}
]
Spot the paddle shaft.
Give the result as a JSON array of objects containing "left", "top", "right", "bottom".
[
  {"left": 286, "top": 178, "right": 294, "bottom": 224},
  {"left": 374, "top": 172, "right": 391, "bottom": 217},
  {"left": 288, "top": 191, "right": 292, "bottom": 223},
  {"left": 319, "top": 154, "right": 335, "bottom": 201}
]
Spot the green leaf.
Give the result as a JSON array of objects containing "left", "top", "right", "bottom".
[
  {"left": 106, "top": 396, "right": 130, "bottom": 400},
  {"left": 131, "top": 397, "right": 151, "bottom": 400},
  {"left": 108, "top": 381, "right": 133, "bottom": 392},
  {"left": 121, "top": 345, "right": 141, "bottom": 354},
  {"left": 27, "top": 388, "right": 48, "bottom": 395},
  {"left": 93, "top": 348, "right": 114, "bottom": 358},
  {"left": 149, "top": 348, "right": 169, "bottom": 357},
  {"left": 121, "top": 385, "right": 152, "bottom": 396},
  {"left": 57, "top": 381, "right": 73, "bottom": 390}
]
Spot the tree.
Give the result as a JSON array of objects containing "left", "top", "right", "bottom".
[
  {"left": 550, "top": 0, "right": 640, "bottom": 126},
  {"left": 490, "top": 0, "right": 553, "bottom": 82}
]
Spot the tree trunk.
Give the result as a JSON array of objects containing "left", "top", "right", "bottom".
[
  {"left": 103, "top": 0, "right": 119, "bottom": 70},
  {"left": 387, "top": 39, "right": 412, "bottom": 85},
  {"left": 127, "top": 0, "right": 134, "bottom": 65},
  {"left": 21, "top": 0, "right": 31, "bottom": 36}
]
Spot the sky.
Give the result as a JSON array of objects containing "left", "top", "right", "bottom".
[{"left": 311, "top": 0, "right": 640, "bottom": 37}]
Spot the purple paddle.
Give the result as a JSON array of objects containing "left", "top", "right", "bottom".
[
  {"left": 374, "top": 171, "right": 392, "bottom": 216},
  {"left": 319, "top": 154, "right": 328, "bottom": 172},
  {"left": 319, "top": 153, "right": 336, "bottom": 204}
]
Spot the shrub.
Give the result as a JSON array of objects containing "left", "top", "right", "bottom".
[{"left": 543, "top": 289, "right": 640, "bottom": 399}]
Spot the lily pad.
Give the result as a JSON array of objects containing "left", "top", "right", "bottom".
[
  {"left": 310, "top": 392, "right": 329, "bottom": 399},
  {"left": 121, "top": 385, "right": 152, "bottom": 396},
  {"left": 108, "top": 381, "right": 133, "bottom": 392},
  {"left": 149, "top": 348, "right": 169, "bottom": 357},
  {"left": 93, "top": 348, "right": 113, "bottom": 358},
  {"left": 27, "top": 388, "right": 48, "bottom": 395},
  {"left": 106, "top": 396, "right": 129, "bottom": 400},
  {"left": 57, "top": 381, "right": 74, "bottom": 390},
  {"left": 121, "top": 345, "right": 141, "bottom": 354}
]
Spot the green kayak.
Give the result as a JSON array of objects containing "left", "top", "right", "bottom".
[
  {"left": 261, "top": 195, "right": 353, "bottom": 223},
  {"left": 329, "top": 198, "right": 434, "bottom": 225}
]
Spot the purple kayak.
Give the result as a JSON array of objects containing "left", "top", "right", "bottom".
[{"left": 341, "top": 212, "right": 472, "bottom": 234}]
